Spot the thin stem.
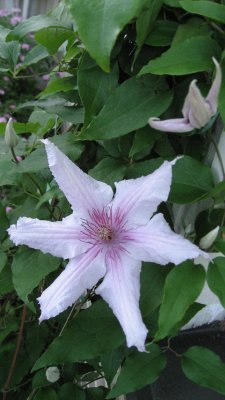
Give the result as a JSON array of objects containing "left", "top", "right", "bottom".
[
  {"left": 59, "top": 291, "right": 91, "bottom": 337},
  {"left": 2, "top": 304, "right": 27, "bottom": 400}
]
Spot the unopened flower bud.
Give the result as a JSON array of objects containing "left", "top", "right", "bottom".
[
  {"left": 199, "top": 226, "right": 219, "bottom": 250},
  {"left": 46, "top": 366, "right": 60, "bottom": 383},
  {"left": 5, "top": 118, "right": 18, "bottom": 149}
]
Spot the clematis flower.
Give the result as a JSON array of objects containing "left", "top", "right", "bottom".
[
  {"left": 8, "top": 140, "right": 208, "bottom": 351},
  {"left": 149, "top": 58, "right": 221, "bottom": 133}
]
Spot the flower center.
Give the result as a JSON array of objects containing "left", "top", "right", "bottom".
[{"left": 98, "top": 225, "right": 112, "bottom": 241}]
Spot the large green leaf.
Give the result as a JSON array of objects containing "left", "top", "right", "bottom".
[
  {"left": 182, "top": 346, "right": 225, "bottom": 395},
  {"left": 140, "top": 262, "right": 169, "bottom": 317},
  {"left": 35, "top": 27, "right": 74, "bottom": 55},
  {"left": 169, "top": 156, "right": 214, "bottom": 204},
  {"left": 139, "top": 37, "right": 220, "bottom": 75},
  {"left": 78, "top": 54, "right": 118, "bottom": 126},
  {"left": 180, "top": 1, "right": 225, "bottom": 24},
  {"left": 136, "top": 0, "right": 163, "bottom": 52},
  {"left": 107, "top": 344, "right": 166, "bottom": 398},
  {"left": 39, "top": 77, "right": 76, "bottom": 97},
  {"left": 11, "top": 247, "right": 61, "bottom": 302},
  {"left": 19, "top": 133, "right": 84, "bottom": 173},
  {"left": 207, "top": 257, "right": 225, "bottom": 307},
  {"left": 33, "top": 301, "right": 124, "bottom": 370},
  {"left": 8, "top": 15, "right": 68, "bottom": 40},
  {"left": 156, "top": 261, "right": 205, "bottom": 340},
  {"left": 68, "top": 0, "right": 147, "bottom": 71},
  {"left": 145, "top": 20, "right": 178, "bottom": 47},
  {"left": 82, "top": 76, "right": 172, "bottom": 140},
  {"left": 22, "top": 44, "right": 49, "bottom": 67},
  {"left": 0, "top": 40, "right": 20, "bottom": 69},
  {"left": 89, "top": 158, "right": 127, "bottom": 186}
]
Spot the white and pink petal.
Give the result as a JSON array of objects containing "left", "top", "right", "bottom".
[
  {"left": 149, "top": 117, "right": 193, "bottom": 133},
  {"left": 8, "top": 214, "right": 89, "bottom": 259},
  {"left": 42, "top": 139, "right": 113, "bottom": 219},
  {"left": 96, "top": 250, "right": 148, "bottom": 352},
  {"left": 112, "top": 159, "right": 178, "bottom": 226},
  {"left": 125, "top": 213, "right": 209, "bottom": 265},
  {"left": 38, "top": 247, "right": 106, "bottom": 321}
]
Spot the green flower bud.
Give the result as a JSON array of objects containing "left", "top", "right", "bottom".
[{"left": 5, "top": 118, "right": 18, "bottom": 149}]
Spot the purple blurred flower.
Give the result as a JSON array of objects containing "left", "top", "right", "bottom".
[
  {"left": 0, "top": 9, "right": 9, "bottom": 17},
  {"left": 42, "top": 74, "right": 50, "bottom": 81},
  {"left": 0, "top": 89, "right": 5, "bottom": 95},
  {"left": 0, "top": 117, "right": 7, "bottom": 122},
  {"left": 20, "top": 55, "right": 25, "bottom": 62},
  {"left": 3, "top": 76, "right": 9, "bottom": 81},
  {"left": 6, "top": 206, "right": 13, "bottom": 213},
  {"left": 10, "top": 16, "right": 22, "bottom": 25},
  {"left": 21, "top": 43, "right": 30, "bottom": 50},
  {"left": 9, "top": 104, "right": 16, "bottom": 110}
]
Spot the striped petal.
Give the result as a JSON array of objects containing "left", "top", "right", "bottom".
[
  {"left": 8, "top": 214, "right": 88, "bottom": 259},
  {"left": 42, "top": 139, "right": 113, "bottom": 219},
  {"left": 38, "top": 247, "right": 106, "bottom": 321},
  {"left": 96, "top": 250, "right": 148, "bottom": 351},
  {"left": 125, "top": 213, "right": 209, "bottom": 265}
]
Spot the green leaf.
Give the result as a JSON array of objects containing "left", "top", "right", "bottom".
[
  {"left": 39, "top": 77, "right": 76, "bottom": 97},
  {"left": 59, "top": 384, "right": 85, "bottom": 400},
  {"left": 0, "top": 122, "right": 39, "bottom": 136},
  {"left": 82, "top": 76, "right": 172, "bottom": 140},
  {"left": 145, "top": 20, "right": 178, "bottom": 47},
  {"left": 101, "top": 347, "right": 125, "bottom": 385},
  {"left": 68, "top": 0, "right": 148, "bottom": 71},
  {"left": 8, "top": 15, "right": 68, "bottom": 40},
  {"left": 129, "top": 127, "right": 159, "bottom": 158},
  {"left": 156, "top": 261, "right": 205, "bottom": 340},
  {"left": 0, "top": 265, "right": 13, "bottom": 295},
  {"left": 35, "top": 27, "right": 74, "bottom": 55},
  {"left": 19, "top": 133, "right": 84, "bottom": 173},
  {"left": 78, "top": 54, "right": 118, "bottom": 126},
  {"left": 33, "top": 388, "right": 58, "bottom": 400},
  {"left": 163, "top": 0, "right": 180, "bottom": 6},
  {"left": 0, "top": 250, "right": 7, "bottom": 274},
  {"left": 0, "top": 40, "right": 20, "bottom": 69},
  {"left": 182, "top": 346, "right": 225, "bottom": 395},
  {"left": 0, "top": 202, "right": 9, "bottom": 241},
  {"left": 172, "top": 17, "right": 211, "bottom": 45},
  {"left": 33, "top": 301, "right": 124, "bottom": 370},
  {"left": 22, "top": 44, "right": 49, "bottom": 67},
  {"left": 136, "top": 0, "right": 163, "bottom": 51},
  {"left": 180, "top": 1, "right": 225, "bottom": 24},
  {"left": 0, "top": 157, "right": 21, "bottom": 186},
  {"left": 107, "top": 344, "right": 166, "bottom": 398},
  {"left": 140, "top": 263, "right": 170, "bottom": 317},
  {"left": 139, "top": 37, "right": 220, "bottom": 76},
  {"left": 207, "top": 257, "right": 225, "bottom": 308},
  {"left": 11, "top": 247, "right": 61, "bottom": 302},
  {"left": 169, "top": 156, "right": 214, "bottom": 204},
  {"left": 89, "top": 157, "right": 127, "bottom": 186}
]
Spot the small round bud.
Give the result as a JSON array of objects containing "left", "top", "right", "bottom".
[
  {"left": 199, "top": 226, "right": 219, "bottom": 250},
  {"left": 46, "top": 366, "right": 60, "bottom": 383},
  {"left": 5, "top": 118, "right": 18, "bottom": 149}
]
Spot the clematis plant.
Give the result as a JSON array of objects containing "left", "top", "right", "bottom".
[
  {"left": 149, "top": 58, "right": 221, "bottom": 133},
  {"left": 8, "top": 140, "right": 208, "bottom": 351}
]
